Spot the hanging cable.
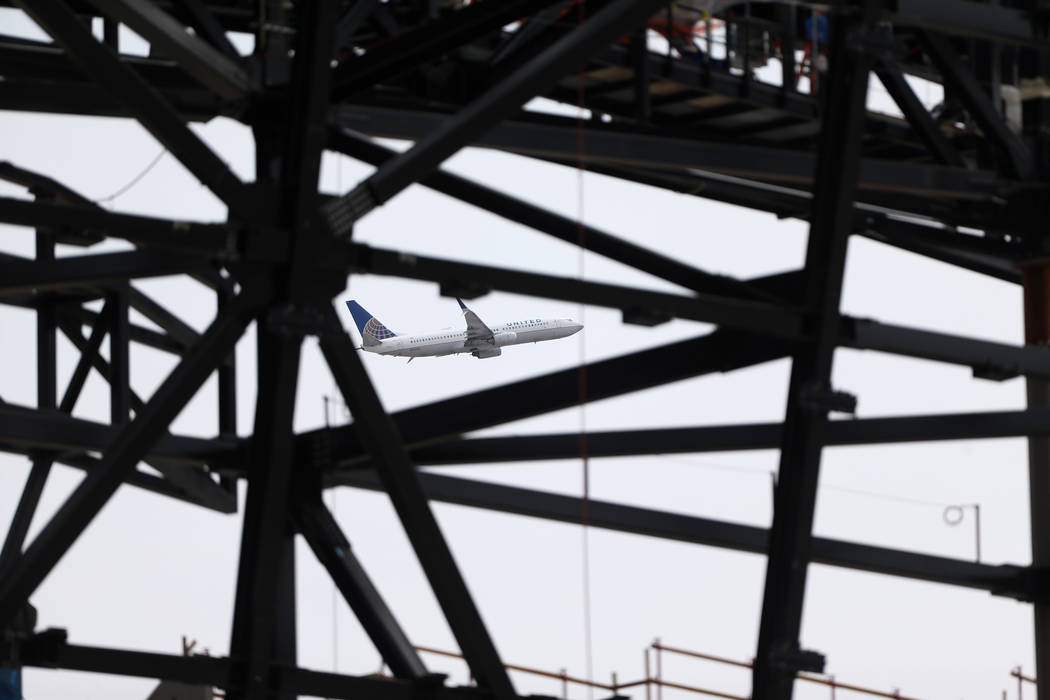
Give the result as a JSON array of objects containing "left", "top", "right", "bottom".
[
  {"left": 92, "top": 149, "right": 167, "bottom": 204},
  {"left": 575, "top": 1, "right": 594, "bottom": 697}
]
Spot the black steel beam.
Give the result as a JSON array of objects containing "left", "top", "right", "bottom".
[
  {"left": 331, "top": 130, "right": 776, "bottom": 301},
  {"left": 843, "top": 318, "right": 1050, "bottom": 381},
  {"left": 13, "top": 0, "right": 256, "bottom": 220},
  {"left": 334, "top": 105, "right": 1014, "bottom": 201},
  {"left": 336, "top": 471, "right": 1047, "bottom": 602},
  {"left": 0, "top": 196, "right": 236, "bottom": 256},
  {"left": 128, "top": 286, "right": 200, "bottom": 349},
  {"left": 331, "top": 0, "right": 568, "bottom": 100},
  {"left": 347, "top": 242, "right": 1050, "bottom": 377},
  {"left": 60, "top": 301, "right": 112, "bottom": 415},
  {"left": 755, "top": 7, "right": 873, "bottom": 696},
  {"left": 0, "top": 250, "right": 202, "bottom": 296},
  {"left": 229, "top": 330, "right": 303, "bottom": 700},
  {"left": 334, "top": 0, "right": 381, "bottom": 52},
  {"left": 88, "top": 0, "right": 253, "bottom": 100},
  {"left": 0, "top": 78, "right": 221, "bottom": 122},
  {"left": 889, "top": 0, "right": 1048, "bottom": 48},
  {"left": 873, "top": 56, "right": 965, "bottom": 168},
  {"left": 57, "top": 314, "right": 147, "bottom": 415},
  {"left": 408, "top": 408, "right": 1050, "bottom": 465},
  {"left": 326, "top": 0, "right": 666, "bottom": 232},
  {"left": 919, "top": 30, "right": 1033, "bottom": 179},
  {"left": 543, "top": 155, "right": 1026, "bottom": 274},
  {"left": 346, "top": 243, "right": 803, "bottom": 337},
  {"left": 278, "top": 0, "right": 339, "bottom": 303},
  {"left": 294, "top": 497, "right": 428, "bottom": 679},
  {"left": 13, "top": 636, "right": 483, "bottom": 700},
  {"left": 319, "top": 306, "right": 516, "bottom": 700},
  {"left": 64, "top": 306, "right": 185, "bottom": 355},
  {"left": 306, "top": 327, "right": 793, "bottom": 471},
  {"left": 0, "top": 287, "right": 261, "bottom": 628},
  {"left": 0, "top": 230, "right": 58, "bottom": 573},
  {"left": 108, "top": 284, "right": 131, "bottom": 424},
  {"left": 172, "top": 0, "right": 241, "bottom": 61}
]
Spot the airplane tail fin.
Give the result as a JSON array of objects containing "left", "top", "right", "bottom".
[{"left": 345, "top": 300, "right": 397, "bottom": 347}]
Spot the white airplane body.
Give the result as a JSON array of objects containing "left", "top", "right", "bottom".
[{"left": 346, "top": 299, "right": 582, "bottom": 359}]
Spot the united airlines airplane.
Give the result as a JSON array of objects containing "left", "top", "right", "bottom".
[{"left": 346, "top": 299, "right": 582, "bottom": 360}]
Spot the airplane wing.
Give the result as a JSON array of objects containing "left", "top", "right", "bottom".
[{"left": 457, "top": 298, "right": 495, "bottom": 345}]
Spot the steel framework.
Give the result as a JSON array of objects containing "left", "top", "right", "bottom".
[{"left": 0, "top": 1, "right": 1048, "bottom": 699}]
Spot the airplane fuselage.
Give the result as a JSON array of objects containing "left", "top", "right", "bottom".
[{"left": 365, "top": 318, "right": 582, "bottom": 358}]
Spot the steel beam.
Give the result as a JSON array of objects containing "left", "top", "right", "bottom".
[
  {"left": 13, "top": 636, "right": 482, "bottom": 700},
  {"left": 108, "top": 284, "right": 131, "bottom": 424},
  {"left": 0, "top": 250, "right": 202, "bottom": 296},
  {"left": 331, "top": 0, "right": 568, "bottom": 100},
  {"left": 278, "top": 0, "right": 340, "bottom": 304},
  {"left": 228, "top": 332, "right": 303, "bottom": 700},
  {"left": 0, "top": 78, "right": 221, "bottom": 123},
  {"left": 306, "top": 327, "right": 793, "bottom": 471},
  {"left": 0, "top": 230, "right": 58, "bottom": 573},
  {"left": 319, "top": 306, "right": 516, "bottom": 700},
  {"left": 172, "top": 0, "right": 241, "bottom": 61},
  {"left": 1022, "top": 262, "right": 1050, "bottom": 696},
  {"left": 128, "top": 286, "right": 200, "bottom": 349},
  {"left": 919, "top": 30, "right": 1033, "bottom": 179},
  {"left": 334, "top": 0, "right": 381, "bottom": 52},
  {"left": 336, "top": 471, "right": 1047, "bottom": 602},
  {"left": 405, "top": 407, "right": 1050, "bottom": 464},
  {"left": 889, "top": 0, "right": 1048, "bottom": 48},
  {"left": 844, "top": 318, "right": 1050, "bottom": 381},
  {"left": 13, "top": 0, "right": 256, "bottom": 220},
  {"left": 754, "top": 7, "right": 873, "bottom": 696},
  {"left": 331, "top": 130, "right": 776, "bottom": 301},
  {"left": 88, "top": 0, "right": 252, "bottom": 100},
  {"left": 64, "top": 306, "right": 185, "bottom": 355},
  {"left": 347, "top": 242, "right": 1050, "bottom": 377},
  {"left": 346, "top": 243, "right": 803, "bottom": 337},
  {"left": 294, "top": 496, "right": 428, "bottom": 679},
  {"left": 0, "top": 196, "right": 235, "bottom": 257},
  {"left": 0, "top": 288, "right": 261, "bottom": 628},
  {"left": 544, "top": 155, "right": 1026, "bottom": 274},
  {"left": 57, "top": 314, "right": 147, "bottom": 415},
  {"left": 334, "top": 105, "right": 1013, "bottom": 201},
  {"left": 873, "top": 57, "right": 964, "bottom": 168},
  {"left": 326, "top": 0, "right": 666, "bottom": 232}
]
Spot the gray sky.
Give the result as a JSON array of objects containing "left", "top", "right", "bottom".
[{"left": 0, "top": 8, "right": 1038, "bottom": 700}]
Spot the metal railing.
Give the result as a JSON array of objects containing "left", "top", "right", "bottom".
[{"left": 413, "top": 640, "right": 922, "bottom": 700}]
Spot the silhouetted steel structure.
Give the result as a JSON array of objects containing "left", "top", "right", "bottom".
[{"left": 0, "top": 1, "right": 1048, "bottom": 699}]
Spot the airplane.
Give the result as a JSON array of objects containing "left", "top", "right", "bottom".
[{"left": 345, "top": 298, "right": 583, "bottom": 360}]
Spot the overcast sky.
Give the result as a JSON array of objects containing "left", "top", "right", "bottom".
[{"left": 0, "top": 8, "right": 1039, "bottom": 700}]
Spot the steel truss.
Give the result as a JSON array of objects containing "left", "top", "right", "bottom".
[{"left": 0, "top": 1, "right": 1049, "bottom": 699}]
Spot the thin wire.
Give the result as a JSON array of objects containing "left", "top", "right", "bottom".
[
  {"left": 575, "top": 1, "right": 594, "bottom": 697},
  {"left": 93, "top": 149, "right": 167, "bottom": 204},
  {"left": 333, "top": 156, "right": 342, "bottom": 677}
]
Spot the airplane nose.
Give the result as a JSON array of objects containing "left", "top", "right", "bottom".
[{"left": 569, "top": 322, "right": 583, "bottom": 334}]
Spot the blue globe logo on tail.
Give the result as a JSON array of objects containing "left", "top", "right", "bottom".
[{"left": 346, "top": 300, "right": 396, "bottom": 346}]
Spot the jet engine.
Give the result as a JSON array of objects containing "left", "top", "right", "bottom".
[
  {"left": 492, "top": 331, "right": 517, "bottom": 346},
  {"left": 472, "top": 347, "right": 502, "bottom": 359}
]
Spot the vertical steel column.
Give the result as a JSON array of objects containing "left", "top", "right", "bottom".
[
  {"left": 1022, "top": 261, "right": 1050, "bottom": 700},
  {"left": 217, "top": 283, "right": 238, "bottom": 494},
  {"left": 632, "top": 27, "right": 650, "bottom": 122},
  {"left": 108, "top": 283, "right": 130, "bottom": 424},
  {"left": 0, "top": 228, "right": 57, "bottom": 573},
  {"left": 228, "top": 329, "right": 303, "bottom": 700},
  {"left": 752, "top": 4, "right": 872, "bottom": 699},
  {"left": 780, "top": 4, "right": 795, "bottom": 96}
]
